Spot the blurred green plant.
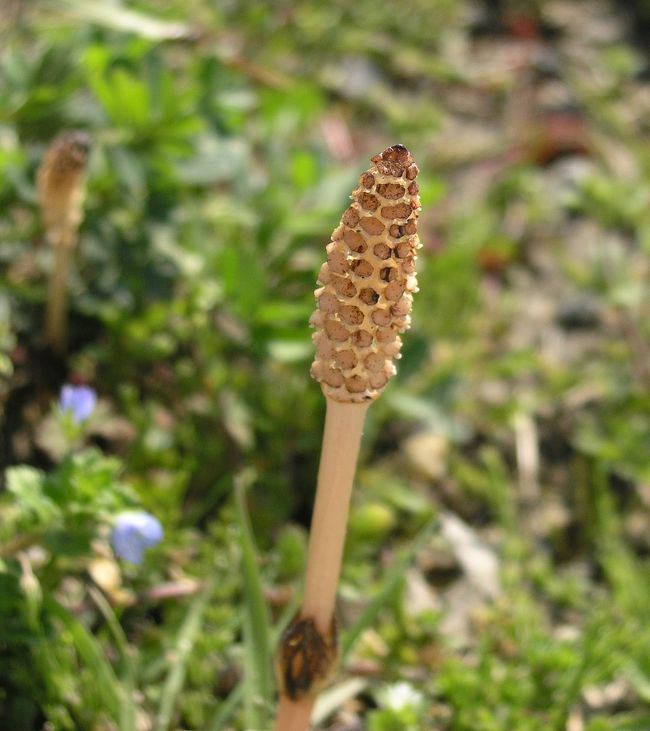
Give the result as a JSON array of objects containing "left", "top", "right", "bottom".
[{"left": 1, "top": 0, "right": 650, "bottom": 728}]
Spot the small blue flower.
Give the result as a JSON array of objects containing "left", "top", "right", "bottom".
[
  {"left": 112, "top": 511, "right": 163, "bottom": 564},
  {"left": 59, "top": 384, "right": 97, "bottom": 424}
]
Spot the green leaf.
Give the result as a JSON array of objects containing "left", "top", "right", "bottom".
[
  {"left": 290, "top": 149, "right": 319, "bottom": 191},
  {"left": 341, "top": 518, "right": 437, "bottom": 658},
  {"left": 109, "top": 68, "right": 151, "bottom": 128},
  {"left": 205, "top": 683, "right": 246, "bottom": 731},
  {"left": 45, "top": 599, "right": 124, "bottom": 721},
  {"left": 154, "top": 583, "right": 213, "bottom": 731},
  {"left": 177, "top": 135, "right": 250, "bottom": 186},
  {"left": 219, "top": 390, "right": 254, "bottom": 451},
  {"left": 234, "top": 472, "right": 273, "bottom": 728},
  {"left": 6, "top": 466, "right": 58, "bottom": 524},
  {"left": 44, "top": 448, "right": 135, "bottom": 513},
  {"left": 89, "top": 587, "right": 137, "bottom": 731}
]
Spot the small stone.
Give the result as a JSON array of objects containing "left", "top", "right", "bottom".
[
  {"left": 404, "top": 432, "right": 448, "bottom": 481},
  {"left": 556, "top": 297, "right": 601, "bottom": 330}
]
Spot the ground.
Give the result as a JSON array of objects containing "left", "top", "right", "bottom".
[{"left": 1, "top": 1, "right": 650, "bottom": 729}]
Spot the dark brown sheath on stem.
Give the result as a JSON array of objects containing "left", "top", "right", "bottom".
[
  {"left": 37, "top": 131, "right": 90, "bottom": 354},
  {"left": 274, "top": 144, "right": 421, "bottom": 731}
]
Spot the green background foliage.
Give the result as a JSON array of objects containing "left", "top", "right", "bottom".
[{"left": 2, "top": 0, "right": 650, "bottom": 729}]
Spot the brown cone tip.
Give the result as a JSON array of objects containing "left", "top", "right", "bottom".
[
  {"left": 40, "top": 131, "right": 91, "bottom": 178},
  {"left": 37, "top": 131, "right": 91, "bottom": 246},
  {"left": 310, "top": 145, "right": 421, "bottom": 403}
]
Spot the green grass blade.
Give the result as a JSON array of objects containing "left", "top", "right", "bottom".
[
  {"left": 205, "top": 682, "right": 246, "bottom": 731},
  {"left": 46, "top": 598, "right": 123, "bottom": 720},
  {"left": 341, "top": 518, "right": 437, "bottom": 658},
  {"left": 154, "top": 582, "right": 213, "bottom": 731},
  {"left": 205, "top": 593, "right": 297, "bottom": 731},
  {"left": 234, "top": 472, "right": 273, "bottom": 729},
  {"left": 270, "top": 589, "right": 301, "bottom": 645},
  {"left": 89, "top": 587, "right": 137, "bottom": 731}
]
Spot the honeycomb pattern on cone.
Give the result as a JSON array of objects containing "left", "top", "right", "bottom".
[{"left": 310, "top": 144, "right": 421, "bottom": 403}]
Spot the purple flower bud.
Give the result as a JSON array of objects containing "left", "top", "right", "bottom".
[
  {"left": 59, "top": 384, "right": 97, "bottom": 424},
  {"left": 112, "top": 511, "right": 163, "bottom": 564}
]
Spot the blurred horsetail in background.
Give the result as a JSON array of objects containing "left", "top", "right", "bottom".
[{"left": 37, "top": 131, "right": 90, "bottom": 354}]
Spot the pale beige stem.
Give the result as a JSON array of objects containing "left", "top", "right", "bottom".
[
  {"left": 275, "top": 695, "right": 316, "bottom": 731},
  {"left": 274, "top": 398, "right": 368, "bottom": 731},
  {"left": 302, "top": 398, "right": 369, "bottom": 633},
  {"left": 45, "top": 239, "right": 72, "bottom": 354}
]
